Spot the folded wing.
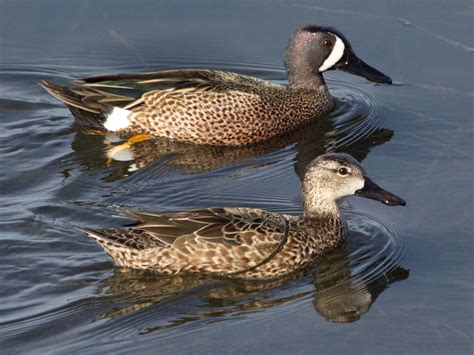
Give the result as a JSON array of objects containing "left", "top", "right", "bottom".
[{"left": 84, "top": 207, "right": 289, "bottom": 275}]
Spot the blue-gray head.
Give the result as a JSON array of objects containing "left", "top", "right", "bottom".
[{"left": 285, "top": 25, "right": 392, "bottom": 88}]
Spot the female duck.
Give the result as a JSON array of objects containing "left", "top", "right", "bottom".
[
  {"left": 84, "top": 153, "right": 405, "bottom": 279},
  {"left": 41, "top": 25, "right": 392, "bottom": 145}
]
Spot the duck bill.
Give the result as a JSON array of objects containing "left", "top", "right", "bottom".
[
  {"left": 338, "top": 50, "right": 392, "bottom": 84},
  {"left": 355, "top": 178, "right": 405, "bottom": 206}
]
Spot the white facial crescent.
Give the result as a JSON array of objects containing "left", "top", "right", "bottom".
[{"left": 319, "top": 36, "right": 345, "bottom": 72}]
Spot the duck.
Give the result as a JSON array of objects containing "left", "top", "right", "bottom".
[
  {"left": 41, "top": 25, "right": 392, "bottom": 146},
  {"left": 83, "top": 153, "right": 405, "bottom": 279}
]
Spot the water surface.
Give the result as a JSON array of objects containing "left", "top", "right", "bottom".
[{"left": 0, "top": 0, "right": 472, "bottom": 353}]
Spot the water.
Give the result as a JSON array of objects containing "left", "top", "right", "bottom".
[{"left": 0, "top": 0, "right": 472, "bottom": 353}]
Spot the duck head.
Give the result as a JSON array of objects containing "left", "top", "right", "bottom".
[
  {"left": 302, "top": 153, "right": 405, "bottom": 217},
  {"left": 285, "top": 25, "right": 392, "bottom": 89}
]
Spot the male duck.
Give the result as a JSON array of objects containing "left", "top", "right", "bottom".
[
  {"left": 41, "top": 25, "right": 392, "bottom": 146},
  {"left": 84, "top": 153, "right": 405, "bottom": 279}
]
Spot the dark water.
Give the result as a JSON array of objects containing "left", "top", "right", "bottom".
[{"left": 1, "top": 0, "right": 472, "bottom": 353}]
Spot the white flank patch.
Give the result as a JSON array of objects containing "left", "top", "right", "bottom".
[
  {"left": 319, "top": 36, "right": 345, "bottom": 72},
  {"left": 104, "top": 107, "right": 131, "bottom": 131}
]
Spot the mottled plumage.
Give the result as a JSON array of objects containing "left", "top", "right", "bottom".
[
  {"left": 41, "top": 25, "right": 391, "bottom": 146},
  {"left": 84, "top": 153, "right": 405, "bottom": 279}
]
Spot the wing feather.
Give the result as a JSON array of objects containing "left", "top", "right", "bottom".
[
  {"left": 85, "top": 208, "right": 289, "bottom": 274},
  {"left": 70, "top": 69, "right": 283, "bottom": 112}
]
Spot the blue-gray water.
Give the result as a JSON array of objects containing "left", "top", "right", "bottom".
[{"left": 0, "top": 1, "right": 472, "bottom": 353}]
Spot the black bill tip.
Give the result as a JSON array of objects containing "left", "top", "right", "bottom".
[
  {"left": 338, "top": 50, "right": 392, "bottom": 84},
  {"left": 355, "top": 178, "right": 406, "bottom": 207},
  {"left": 383, "top": 196, "right": 406, "bottom": 207}
]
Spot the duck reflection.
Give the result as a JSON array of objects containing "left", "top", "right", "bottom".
[
  {"left": 312, "top": 247, "right": 409, "bottom": 323},
  {"left": 95, "top": 240, "right": 408, "bottom": 328},
  {"left": 70, "top": 109, "right": 393, "bottom": 181}
]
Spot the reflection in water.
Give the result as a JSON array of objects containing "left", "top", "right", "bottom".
[
  {"left": 1, "top": 0, "right": 472, "bottom": 350},
  {"left": 0, "top": 50, "right": 404, "bottom": 349},
  {"left": 95, "top": 227, "right": 408, "bottom": 331},
  {"left": 313, "top": 248, "right": 409, "bottom": 323},
  {"left": 63, "top": 76, "right": 403, "bottom": 331}
]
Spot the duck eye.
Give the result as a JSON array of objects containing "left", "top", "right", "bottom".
[
  {"left": 338, "top": 167, "right": 349, "bottom": 176},
  {"left": 322, "top": 40, "right": 333, "bottom": 48}
]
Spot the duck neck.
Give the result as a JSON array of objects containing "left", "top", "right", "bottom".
[
  {"left": 284, "top": 50, "right": 329, "bottom": 92},
  {"left": 302, "top": 194, "right": 342, "bottom": 221},
  {"left": 298, "top": 199, "right": 344, "bottom": 254},
  {"left": 301, "top": 197, "right": 344, "bottom": 251},
  {"left": 289, "top": 73, "right": 328, "bottom": 93},
  {"left": 300, "top": 181, "right": 344, "bottom": 242}
]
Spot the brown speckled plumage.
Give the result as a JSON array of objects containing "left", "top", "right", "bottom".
[
  {"left": 41, "top": 69, "right": 332, "bottom": 145},
  {"left": 83, "top": 153, "right": 405, "bottom": 279},
  {"left": 40, "top": 25, "right": 391, "bottom": 146}
]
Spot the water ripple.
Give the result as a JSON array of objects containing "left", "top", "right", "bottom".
[
  {"left": 0, "top": 53, "right": 405, "bottom": 350},
  {"left": 326, "top": 77, "right": 386, "bottom": 151},
  {"left": 344, "top": 209, "right": 409, "bottom": 286}
]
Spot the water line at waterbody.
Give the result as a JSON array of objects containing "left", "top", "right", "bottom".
[{"left": 0, "top": 37, "right": 415, "bottom": 351}]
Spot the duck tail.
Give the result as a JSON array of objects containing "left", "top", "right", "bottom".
[
  {"left": 83, "top": 227, "right": 121, "bottom": 248},
  {"left": 40, "top": 80, "right": 109, "bottom": 130},
  {"left": 83, "top": 227, "right": 137, "bottom": 267}
]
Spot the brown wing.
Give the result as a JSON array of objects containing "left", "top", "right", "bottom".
[
  {"left": 84, "top": 207, "right": 289, "bottom": 274},
  {"left": 41, "top": 69, "right": 284, "bottom": 135},
  {"left": 75, "top": 69, "right": 283, "bottom": 111}
]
